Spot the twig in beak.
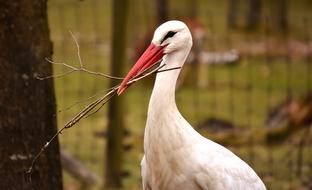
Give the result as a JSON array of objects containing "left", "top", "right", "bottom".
[
  {"left": 85, "top": 91, "right": 116, "bottom": 118},
  {"left": 26, "top": 88, "right": 116, "bottom": 174},
  {"left": 157, "top": 66, "right": 182, "bottom": 73},
  {"left": 57, "top": 85, "right": 120, "bottom": 114}
]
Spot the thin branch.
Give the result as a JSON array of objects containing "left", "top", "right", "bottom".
[
  {"left": 58, "top": 93, "right": 101, "bottom": 113},
  {"left": 69, "top": 30, "right": 83, "bottom": 67},
  {"left": 128, "top": 64, "right": 165, "bottom": 84},
  {"left": 36, "top": 70, "right": 75, "bottom": 80},
  {"left": 46, "top": 58, "right": 77, "bottom": 70},
  {"left": 65, "top": 89, "right": 116, "bottom": 129},
  {"left": 157, "top": 66, "right": 182, "bottom": 73},
  {"left": 57, "top": 85, "right": 119, "bottom": 114},
  {"left": 27, "top": 89, "right": 116, "bottom": 174},
  {"left": 85, "top": 92, "right": 116, "bottom": 118},
  {"left": 136, "top": 59, "right": 163, "bottom": 76},
  {"left": 80, "top": 67, "right": 123, "bottom": 79}
]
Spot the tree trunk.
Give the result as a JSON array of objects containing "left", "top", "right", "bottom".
[
  {"left": 187, "top": 0, "right": 198, "bottom": 19},
  {"left": 156, "top": 0, "right": 168, "bottom": 24},
  {"left": 276, "top": 0, "right": 288, "bottom": 32},
  {"left": 269, "top": 0, "right": 288, "bottom": 33},
  {"left": 105, "top": 0, "right": 129, "bottom": 188},
  {"left": 227, "top": 0, "right": 238, "bottom": 29},
  {"left": 0, "top": 1, "right": 63, "bottom": 190},
  {"left": 246, "top": 0, "right": 262, "bottom": 30}
]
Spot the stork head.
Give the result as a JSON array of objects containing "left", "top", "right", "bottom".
[
  {"left": 152, "top": 20, "right": 193, "bottom": 54},
  {"left": 117, "top": 20, "right": 192, "bottom": 95}
]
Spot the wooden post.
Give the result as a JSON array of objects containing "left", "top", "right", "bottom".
[
  {"left": 227, "top": 0, "right": 238, "bottom": 29},
  {"left": 105, "top": 0, "right": 129, "bottom": 188},
  {"left": 245, "top": 0, "right": 262, "bottom": 30},
  {"left": 156, "top": 0, "right": 168, "bottom": 24}
]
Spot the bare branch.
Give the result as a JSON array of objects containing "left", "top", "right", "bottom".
[
  {"left": 85, "top": 92, "right": 116, "bottom": 118},
  {"left": 69, "top": 30, "right": 83, "bottom": 68},
  {"left": 45, "top": 58, "right": 77, "bottom": 70},
  {"left": 58, "top": 89, "right": 108, "bottom": 113},
  {"left": 128, "top": 63, "right": 165, "bottom": 84},
  {"left": 79, "top": 67, "right": 123, "bottom": 79},
  {"left": 157, "top": 66, "right": 182, "bottom": 73},
  {"left": 36, "top": 70, "right": 75, "bottom": 80},
  {"left": 27, "top": 88, "right": 117, "bottom": 175},
  {"left": 58, "top": 84, "right": 120, "bottom": 114}
]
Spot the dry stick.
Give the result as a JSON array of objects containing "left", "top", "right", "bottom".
[
  {"left": 69, "top": 30, "right": 83, "bottom": 68},
  {"left": 85, "top": 91, "right": 116, "bottom": 118},
  {"left": 58, "top": 85, "right": 119, "bottom": 114},
  {"left": 128, "top": 63, "right": 166, "bottom": 85},
  {"left": 157, "top": 66, "right": 182, "bottom": 73},
  {"left": 36, "top": 69, "right": 75, "bottom": 80},
  {"left": 27, "top": 88, "right": 116, "bottom": 174},
  {"left": 58, "top": 91, "right": 104, "bottom": 113},
  {"left": 64, "top": 89, "right": 116, "bottom": 130},
  {"left": 71, "top": 30, "right": 123, "bottom": 79}
]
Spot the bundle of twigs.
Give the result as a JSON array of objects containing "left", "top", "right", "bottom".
[{"left": 27, "top": 31, "right": 180, "bottom": 175}]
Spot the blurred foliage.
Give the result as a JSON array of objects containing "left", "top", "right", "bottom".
[{"left": 47, "top": 0, "right": 311, "bottom": 189}]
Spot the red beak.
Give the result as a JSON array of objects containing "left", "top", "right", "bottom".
[{"left": 117, "top": 43, "right": 166, "bottom": 95}]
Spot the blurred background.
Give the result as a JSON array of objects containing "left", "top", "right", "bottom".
[{"left": 48, "top": 0, "right": 311, "bottom": 189}]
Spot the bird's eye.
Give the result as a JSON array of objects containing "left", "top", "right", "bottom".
[{"left": 161, "top": 31, "right": 177, "bottom": 43}]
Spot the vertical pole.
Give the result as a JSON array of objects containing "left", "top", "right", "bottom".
[
  {"left": 105, "top": 0, "right": 129, "bottom": 188},
  {"left": 227, "top": 0, "right": 238, "bottom": 29},
  {"left": 156, "top": 0, "right": 168, "bottom": 24},
  {"left": 245, "top": 0, "right": 261, "bottom": 30},
  {"left": 246, "top": 35, "right": 254, "bottom": 165},
  {"left": 207, "top": 12, "right": 217, "bottom": 120},
  {"left": 264, "top": 16, "right": 275, "bottom": 178}
]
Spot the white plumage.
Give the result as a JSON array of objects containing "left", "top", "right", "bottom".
[{"left": 119, "top": 20, "right": 266, "bottom": 190}]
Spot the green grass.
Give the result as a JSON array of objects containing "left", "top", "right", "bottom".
[{"left": 48, "top": 0, "right": 312, "bottom": 189}]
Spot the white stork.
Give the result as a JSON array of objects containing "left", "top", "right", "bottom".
[{"left": 117, "top": 20, "right": 266, "bottom": 190}]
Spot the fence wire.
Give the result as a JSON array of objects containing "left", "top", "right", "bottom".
[{"left": 48, "top": 0, "right": 312, "bottom": 189}]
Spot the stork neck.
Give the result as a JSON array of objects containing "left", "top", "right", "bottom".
[
  {"left": 149, "top": 49, "right": 189, "bottom": 109},
  {"left": 144, "top": 47, "right": 201, "bottom": 157},
  {"left": 144, "top": 47, "right": 202, "bottom": 158}
]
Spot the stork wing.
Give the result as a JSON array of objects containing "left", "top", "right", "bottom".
[
  {"left": 194, "top": 143, "right": 266, "bottom": 190},
  {"left": 141, "top": 156, "right": 152, "bottom": 190}
]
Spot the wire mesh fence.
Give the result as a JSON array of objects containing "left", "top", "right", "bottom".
[{"left": 48, "top": 0, "right": 311, "bottom": 189}]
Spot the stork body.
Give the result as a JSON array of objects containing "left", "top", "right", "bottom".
[{"left": 118, "top": 21, "right": 266, "bottom": 190}]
